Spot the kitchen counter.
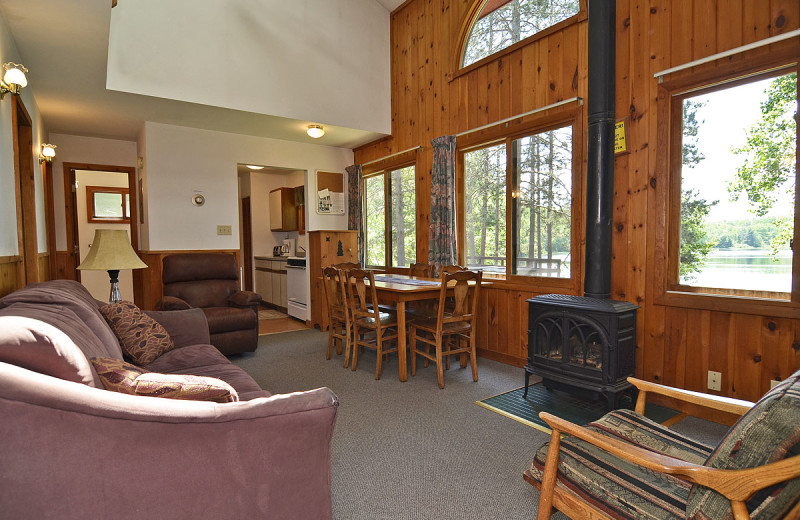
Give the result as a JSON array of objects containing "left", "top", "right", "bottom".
[{"left": 254, "top": 255, "right": 289, "bottom": 261}]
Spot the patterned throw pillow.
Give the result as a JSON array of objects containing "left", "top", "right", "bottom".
[
  {"left": 134, "top": 373, "right": 239, "bottom": 403},
  {"left": 99, "top": 301, "right": 174, "bottom": 365},
  {"left": 90, "top": 357, "right": 239, "bottom": 403},
  {"left": 90, "top": 357, "right": 148, "bottom": 394}
]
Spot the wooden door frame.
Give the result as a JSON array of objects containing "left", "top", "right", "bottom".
[
  {"left": 60, "top": 163, "right": 139, "bottom": 281},
  {"left": 241, "top": 196, "right": 254, "bottom": 291},
  {"left": 12, "top": 95, "right": 38, "bottom": 287}
]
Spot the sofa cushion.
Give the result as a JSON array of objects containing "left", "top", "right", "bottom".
[
  {"left": 0, "top": 280, "right": 122, "bottom": 359},
  {"left": 100, "top": 301, "right": 175, "bottom": 365},
  {"left": 527, "top": 409, "right": 707, "bottom": 520},
  {"left": 145, "top": 346, "right": 269, "bottom": 399},
  {"left": 686, "top": 370, "right": 800, "bottom": 519},
  {"left": 91, "top": 357, "right": 239, "bottom": 403},
  {"left": 0, "top": 305, "right": 102, "bottom": 387}
]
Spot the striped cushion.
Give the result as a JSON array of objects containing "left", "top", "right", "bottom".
[
  {"left": 686, "top": 370, "right": 800, "bottom": 520},
  {"left": 529, "top": 409, "right": 714, "bottom": 519}
]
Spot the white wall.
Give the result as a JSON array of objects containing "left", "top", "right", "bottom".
[
  {"left": 0, "top": 10, "right": 47, "bottom": 256},
  {"left": 107, "top": 0, "right": 390, "bottom": 134},
  {"left": 75, "top": 170, "right": 133, "bottom": 301},
  {"left": 143, "top": 121, "right": 350, "bottom": 251},
  {"left": 49, "top": 133, "right": 138, "bottom": 251}
]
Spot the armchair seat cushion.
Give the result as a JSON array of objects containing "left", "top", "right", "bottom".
[
  {"left": 526, "top": 409, "right": 715, "bottom": 520},
  {"left": 202, "top": 306, "right": 257, "bottom": 335}
]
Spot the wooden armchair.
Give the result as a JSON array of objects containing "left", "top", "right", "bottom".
[{"left": 525, "top": 372, "right": 800, "bottom": 520}]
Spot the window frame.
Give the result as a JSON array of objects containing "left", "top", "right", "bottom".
[
  {"left": 362, "top": 151, "right": 420, "bottom": 270},
  {"left": 655, "top": 59, "right": 800, "bottom": 316},
  {"left": 456, "top": 104, "right": 584, "bottom": 292},
  {"left": 453, "top": 0, "right": 587, "bottom": 79},
  {"left": 86, "top": 185, "right": 131, "bottom": 224}
]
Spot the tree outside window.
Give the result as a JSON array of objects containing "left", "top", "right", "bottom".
[
  {"left": 364, "top": 165, "right": 416, "bottom": 268},
  {"left": 462, "top": 0, "right": 580, "bottom": 67}
]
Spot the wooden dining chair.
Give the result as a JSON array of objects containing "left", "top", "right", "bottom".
[
  {"left": 321, "top": 266, "right": 353, "bottom": 366},
  {"left": 346, "top": 268, "right": 399, "bottom": 380},
  {"left": 408, "top": 262, "right": 434, "bottom": 278},
  {"left": 333, "top": 262, "right": 361, "bottom": 271},
  {"left": 409, "top": 269, "right": 482, "bottom": 389}
]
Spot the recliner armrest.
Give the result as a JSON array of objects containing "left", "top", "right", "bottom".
[
  {"left": 144, "top": 308, "right": 211, "bottom": 347},
  {"left": 155, "top": 295, "right": 192, "bottom": 311},
  {"left": 228, "top": 290, "right": 262, "bottom": 308}
]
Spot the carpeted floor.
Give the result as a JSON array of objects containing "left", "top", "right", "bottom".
[{"left": 231, "top": 330, "right": 728, "bottom": 520}]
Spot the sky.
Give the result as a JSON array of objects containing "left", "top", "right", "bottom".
[{"left": 681, "top": 74, "right": 796, "bottom": 223}]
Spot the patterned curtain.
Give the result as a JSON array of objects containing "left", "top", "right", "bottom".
[
  {"left": 429, "top": 135, "right": 457, "bottom": 274},
  {"left": 345, "top": 164, "right": 365, "bottom": 266}
]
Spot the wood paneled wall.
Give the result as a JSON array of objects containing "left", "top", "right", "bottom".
[
  {"left": 0, "top": 256, "right": 22, "bottom": 298},
  {"left": 135, "top": 250, "right": 242, "bottom": 310},
  {"left": 354, "top": 0, "right": 800, "bottom": 401}
]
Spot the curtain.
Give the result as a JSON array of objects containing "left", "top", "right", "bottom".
[
  {"left": 345, "top": 164, "right": 365, "bottom": 267},
  {"left": 429, "top": 135, "right": 457, "bottom": 274}
]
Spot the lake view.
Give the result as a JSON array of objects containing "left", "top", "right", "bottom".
[{"left": 681, "top": 249, "right": 793, "bottom": 293}]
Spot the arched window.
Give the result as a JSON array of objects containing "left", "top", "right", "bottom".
[{"left": 462, "top": 0, "right": 580, "bottom": 67}]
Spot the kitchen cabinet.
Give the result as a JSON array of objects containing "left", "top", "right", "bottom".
[
  {"left": 269, "top": 188, "right": 297, "bottom": 232},
  {"left": 308, "top": 230, "right": 359, "bottom": 329},
  {"left": 254, "top": 257, "right": 287, "bottom": 310}
]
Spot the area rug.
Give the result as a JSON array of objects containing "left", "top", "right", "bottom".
[
  {"left": 476, "top": 383, "right": 679, "bottom": 433},
  {"left": 258, "top": 309, "right": 287, "bottom": 320}
]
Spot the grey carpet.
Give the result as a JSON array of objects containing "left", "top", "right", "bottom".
[{"left": 231, "top": 329, "right": 727, "bottom": 520}]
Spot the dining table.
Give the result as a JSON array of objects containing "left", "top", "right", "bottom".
[{"left": 371, "top": 273, "right": 482, "bottom": 382}]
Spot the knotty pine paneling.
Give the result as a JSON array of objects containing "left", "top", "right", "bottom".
[
  {"left": 0, "top": 256, "right": 21, "bottom": 298},
  {"left": 356, "top": 0, "right": 800, "bottom": 402}
]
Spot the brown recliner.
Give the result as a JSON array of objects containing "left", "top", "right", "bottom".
[{"left": 156, "top": 253, "right": 262, "bottom": 355}]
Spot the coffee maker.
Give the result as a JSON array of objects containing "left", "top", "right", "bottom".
[{"left": 282, "top": 238, "right": 296, "bottom": 257}]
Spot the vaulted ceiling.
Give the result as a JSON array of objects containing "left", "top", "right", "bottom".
[{"left": 0, "top": 0, "right": 405, "bottom": 148}]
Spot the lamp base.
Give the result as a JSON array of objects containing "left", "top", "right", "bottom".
[{"left": 107, "top": 269, "right": 122, "bottom": 304}]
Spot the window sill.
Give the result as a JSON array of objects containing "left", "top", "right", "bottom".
[{"left": 655, "top": 290, "right": 799, "bottom": 319}]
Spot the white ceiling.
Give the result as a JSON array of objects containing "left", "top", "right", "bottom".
[{"left": 0, "top": 0, "right": 406, "bottom": 148}]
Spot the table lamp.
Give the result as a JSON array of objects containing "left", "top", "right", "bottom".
[{"left": 77, "top": 229, "right": 147, "bottom": 303}]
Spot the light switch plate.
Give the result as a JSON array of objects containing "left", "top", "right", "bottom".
[{"left": 217, "top": 225, "right": 232, "bottom": 235}]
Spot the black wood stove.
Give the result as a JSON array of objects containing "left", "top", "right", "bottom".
[
  {"left": 524, "top": 294, "right": 638, "bottom": 409},
  {"left": 522, "top": 1, "right": 639, "bottom": 410}
]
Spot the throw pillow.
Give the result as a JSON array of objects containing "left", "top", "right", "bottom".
[
  {"left": 99, "top": 301, "right": 174, "bottom": 365},
  {"left": 91, "top": 357, "right": 239, "bottom": 403},
  {"left": 134, "top": 373, "right": 239, "bottom": 403},
  {"left": 90, "top": 357, "right": 148, "bottom": 394}
]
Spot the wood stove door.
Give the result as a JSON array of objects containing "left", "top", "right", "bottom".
[{"left": 530, "top": 311, "right": 610, "bottom": 384}]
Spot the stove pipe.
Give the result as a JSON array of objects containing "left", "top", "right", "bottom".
[{"left": 584, "top": 0, "right": 616, "bottom": 299}]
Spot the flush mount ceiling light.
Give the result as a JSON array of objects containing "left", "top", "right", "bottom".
[
  {"left": 246, "top": 165, "right": 265, "bottom": 170},
  {"left": 39, "top": 143, "right": 56, "bottom": 164},
  {"left": 307, "top": 125, "right": 325, "bottom": 139},
  {"left": 0, "top": 62, "right": 28, "bottom": 100}
]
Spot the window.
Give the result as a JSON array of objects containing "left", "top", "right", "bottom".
[
  {"left": 461, "top": 119, "right": 578, "bottom": 283},
  {"left": 668, "top": 68, "right": 797, "bottom": 299},
  {"left": 462, "top": 0, "right": 580, "bottom": 68},
  {"left": 86, "top": 186, "right": 130, "bottom": 223},
  {"left": 364, "top": 165, "right": 416, "bottom": 268}
]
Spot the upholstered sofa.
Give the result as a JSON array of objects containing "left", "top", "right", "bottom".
[
  {"left": 157, "top": 252, "right": 261, "bottom": 355},
  {"left": 0, "top": 280, "right": 338, "bottom": 520}
]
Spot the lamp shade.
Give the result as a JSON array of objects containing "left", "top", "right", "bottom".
[
  {"left": 3, "top": 65, "right": 27, "bottom": 88},
  {"left": 41, "top": 144, "right": 56, "bottom": 159},
  {"left": 307, "top": 125, "right": 324, "bottom": 138},
  {"left": 77, "top": 229, "right": 147, "bottom": 271}
]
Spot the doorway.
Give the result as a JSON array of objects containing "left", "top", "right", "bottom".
[{"left": 62, "top": 163, "right": 138, "bottom": 301}]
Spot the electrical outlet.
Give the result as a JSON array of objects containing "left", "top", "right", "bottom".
[
  {"left": 707, "top": 370, "right": 722, "bottom": 391},
  {"left": 217, "top": 225, "right": 232, "bottom": 235}
]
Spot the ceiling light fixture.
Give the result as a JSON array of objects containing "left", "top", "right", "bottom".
[
  {"left": 246, "top": 165, "right": 265, "bottom": 170},
  {"left": 307, "top": 125, "right": 325, "bottom": 139},
  {"left": 39, "top": 143, "right": 56, "bottom": 164},
  {"left": 0, "top": 62, "right": 28, "bottom": 100}
]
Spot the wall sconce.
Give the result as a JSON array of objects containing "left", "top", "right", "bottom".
[
  {"left": 0, "top": 62, "right": 28, "bottom": 100},
  {"left": 307, "top": 124, "right": 325, "bottom": 139},
  {"left": 39, "top": 143, "right": 56, "bottom": 164}
]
